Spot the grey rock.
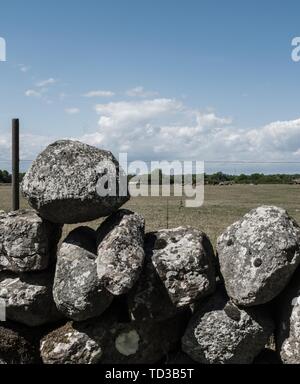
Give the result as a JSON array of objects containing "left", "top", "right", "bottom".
[
  {"left": 53, "top": 226, "right": 113, "bottom": 321},
  {"left": 0, "top": 322, "right": 40, "bottom": 364},
  {"left": 0, "top": 209, "right": 61, "bottom": 273},
  {"left": 96, "top": 210, "right": 145, "bottom": 295},
  {"left": 276, "top": 268, "right": 300, "bottom": 363},
  {"left": 144, "top": 227, "right": 216, "bottom": 308},
  {"left": 217, "top": 206, "right": 300, "bottom": 306},
  {"left": 0, "top": 270, "right": 62, "bottom": 326},
  {"left": 40, "top": 321, "right": 104, "bottom": 364},
  {"left": 21, "top": 140, "right": 129, "bottom": 224},
  {"left": 40, "top": 311, "right": 187, "bottom": 364},
  {"left": 182, "top": 290, "right": 274, "bottom": 364}
]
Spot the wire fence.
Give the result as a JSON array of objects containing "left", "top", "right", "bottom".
[{"left": 1, "top": 159, "right": 300, "bottom": 174}]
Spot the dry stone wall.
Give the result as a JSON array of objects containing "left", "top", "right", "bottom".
[{"left": 0, "top": 140, "right": 299, "bottom": 364}]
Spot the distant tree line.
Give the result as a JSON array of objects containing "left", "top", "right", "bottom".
[
  {"left": 1, "top": 169, "right": 299, "bottom": 185},
  {"left": 203, "top": 172, "right": 300, "bottom": 185},
  {"left": 0, "top": 170, "right": 25, "bottom": 183},
  {"left": 128, "top": 171, "right": 300, "bottom": 185}
]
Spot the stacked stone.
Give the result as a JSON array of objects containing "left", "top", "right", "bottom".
[
  {"left": 0, "top": 209, "right": 62, "bottom": 329},
  {"left": 182, "top": 206, "right": 300, "bottom": 364},
  {"left": 1, "top": 139, "right": 300, "bottom": 364}
]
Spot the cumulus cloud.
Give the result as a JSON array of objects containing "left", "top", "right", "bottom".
[
  {"left": 80, "top": 98, "right": 300, "bottom": 166},
  {"left": 83, "top": 90, "right": 115, "bottom": 98},
  {"left": 2, "top": 94, "right": 300, "bottom": 174},
  {"left": 95, "top": 98, "right": 182, "bottom": 131},
  {"left": 82, "top": 98, "right": 232, "bottom": 160},
  {"left": 65, "top": 107, "right": 80, "bottom": 115}
]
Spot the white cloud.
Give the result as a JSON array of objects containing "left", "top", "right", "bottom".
[
  {"left": 126, "top": 86, "right": 158, "bottom": 98},
  {"left": 82, "top": 98, "right": 300, "bottom": 165},
  {"left": 36, "top": 78, "right": 57, "bottom": 87},
  {"left": 83, "top": 90, "right": 115, "bottom": 98},
  {"left": 65, "top": 107, "right": 80, "bottom": 115},
  {"left": 95, "top": 98, "right": 182, "bottom": 130},
  {"left": 0, "top": 132, "right": 55, "bottom": 162},
  {"left": 78, "top": 98, "right": 233, "bottom": 160},
  {"left": 25, "top": 89, "right": 42, "bottom": 98},
  {"left": 3, "top": 94, "right": 300, "bottom": 174}
]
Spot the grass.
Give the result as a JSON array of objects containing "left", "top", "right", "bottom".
[{"left": 1, "top": 183, "right": 300, "bottom": 247}]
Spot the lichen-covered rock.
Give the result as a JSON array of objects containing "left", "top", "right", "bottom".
[
  {"left": 0, "top": 270, "right": 62, "bottom": 326},
  {"left": 127, "top": 242, "right": 178, "bottom": 322},
  {"left": 143, "top": 227, "right": 215, "bottom": 308},
  {"left": 182, "top": 290, "right": 274, "bottom": 364},
  {"left": 40, "top": 311, "right": 188, "bottom": 364},
  {"left": 0, "top": 209, "right": 61, "bottom": 273},
  {"left": 0, "top": 322, "right": 40, "bottom": 364},
  {"left": 21, "top": 140, "right": 129, "bottom": 224},
  {"left": 276, "top": 268, "right": 300, "bottom": 363},
  {"left": 96, "top": 210, "right": 145, "bottom": 295},
  {"left": 53, "top": 226, "right": 113, "bottom": 321},
  {"left": 217, "top": 206, "right": 300, "bottom": 306},
  {"left": 40, "top": 321, "right": 104, "bottom": 364}
]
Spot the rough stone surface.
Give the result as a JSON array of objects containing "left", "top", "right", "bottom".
[
  {"left": 40, "top": 321, "right": 104, "bottom": 364},
  {"left": 40, "top": 311, "right": 188, "bottom": 364},
  {"left": 96, "top": 210, "right": 145, "bottom": 295},
  {"left": 0, "top": 270, "right": 62, "bottom": 326},
  {"left": 217, "top": 206, "right": 300, "bottom": 306},
  {"left": 182, "top": 289, "right": 274, "bottom": 364},
  {"left": 53, "top": 226, "right": 113, "bottom": 321},
  {"left": 21, "top": 140, "right": 129, "bottom": 224},
  {"left": 0, "top": 322, "right": 40, "bottom": 364},
  {"left": 276, "top": 268, "right": 300, "bottom": 363},
  {"left": 144, "top": 227, "right": 216, "bottom": 308},
  {"left": 127, "top": 243, "right": 179, "bottom": 322},
  {"left": 0, "top": 209, "right": 61, "bottom": 273}
]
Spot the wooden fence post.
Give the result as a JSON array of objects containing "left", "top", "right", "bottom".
[{"left": 12, "top": 118, "right": 19, "bottom": 211}]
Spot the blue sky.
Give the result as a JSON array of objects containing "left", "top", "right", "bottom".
[{"left": 1, "top": 0, "right": 300, "bottom": 173}]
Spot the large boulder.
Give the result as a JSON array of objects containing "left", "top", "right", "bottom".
[
  {"left": 143, "top": 227, "right": 216, "bottom": 308},
  {"left": 276, "top": 268, "right": 300, "bottom": 363},
  {"left": 96, "top": 210, "right": 145, "bottom": 295},
  {"left": 53, "top": 226, "right": 113, "bottom": 321},
  {"left": 40, "top": 311, "right": 188, "bottom": 364},
  {"left": 21, "top": 140, "right": 129, "bottom": 224},
  {"left": 217, "top": 206, "right": 300, "bottom": 306},
  {"left": 0, "top": 210, "right": 61, "bottom": 273},
  {"left": 182, "top": 289, "right": 274, "bottom": 364},
  {"left": 0, "top": 270, "right": 62, "bottom": 326}
]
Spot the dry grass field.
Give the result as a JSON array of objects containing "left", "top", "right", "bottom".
[{"left": 1, "top": 183, "right": 300, "bottom": 247}]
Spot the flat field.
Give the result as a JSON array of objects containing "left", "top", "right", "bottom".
[{"left": 1, "top": 184, "right": 300, "bottom": 247}]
